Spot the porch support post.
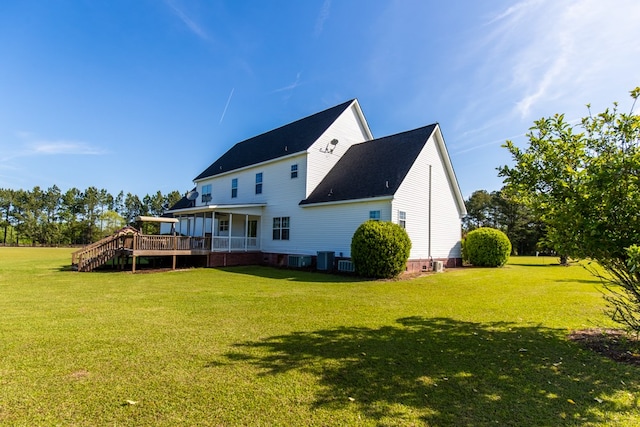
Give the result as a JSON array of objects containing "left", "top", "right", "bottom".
[
  {"left": 228, "top": 213, "right": 233, "bottom": 253},
  {"left": 210, "top": 211, "right": 215, "bottom": 251},
  {"left": 245, "top": 214, "right": 249, "bottom": 252}
]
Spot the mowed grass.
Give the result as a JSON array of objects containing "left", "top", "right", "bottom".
[{"left": 1, "top": 248, "right": 639, "bottom": 426}]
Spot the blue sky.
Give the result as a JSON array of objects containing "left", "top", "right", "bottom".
[{"left": 1, "top": 0, "right": 639, "bottom": 199}]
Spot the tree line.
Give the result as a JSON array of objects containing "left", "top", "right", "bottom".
[
  {"left": 0, "top": 186, "right": 183, "bottom": 246},
  {"left": 462, "top": 188, "right": 546, "bottom": 256}
]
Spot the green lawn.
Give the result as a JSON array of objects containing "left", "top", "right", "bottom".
[{"left": 1, "top": 248, "right": 639, "bottom": 426}]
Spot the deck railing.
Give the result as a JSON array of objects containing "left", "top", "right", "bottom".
[
  {"left": 134, "top": 235, "right": 210, "bottom": 251},
  {"left": 212, "top": 236, "right": 260, "bottom": 251},
  {"left": 73, "top": 233, "right": 259, "bottom": 272},
  {"left": 74, "top": 234, "right": 212, "bottom": 272}
]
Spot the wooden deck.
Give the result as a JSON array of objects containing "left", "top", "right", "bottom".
[{"left": 72, "top": 232, "right": 211, "bottom": 272}]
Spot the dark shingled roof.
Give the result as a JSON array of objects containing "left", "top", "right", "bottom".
[
  {"left": 165, "top": 188, "right": 197, "bottom": 213},
  {"left": 300, "top": 124, "right": 437, "bottom": 205},
  {"left": 194, "top": 100, "right": 355, "bottom": 181}
]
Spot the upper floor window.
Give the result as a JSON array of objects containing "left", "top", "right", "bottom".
[
  {"left": 231, "top": 178, "right": 238, "bottom": 198},
  {"left": 272, "top": 216, "right": 290, "bottom": 240},
  {"left": 398, "top": 211, "right": 406, "bottom": 229},
  {"left": 201, "top": 184, "right": 212, "bottom": 204},
  {"left": 290, "top": 164, "right": 298, "bottom": 179},
  {"left": 255, "top": 173, "right": 263, "bottom": 194},
  {"left": 369, "top": 210, "right": 381, "bottom": 221}
]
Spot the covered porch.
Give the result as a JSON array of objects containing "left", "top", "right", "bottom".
[{"left": 166, "top": 203, "right": 265, "bottom": 253}]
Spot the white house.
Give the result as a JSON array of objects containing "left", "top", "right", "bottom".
[{"left": 165, "top": 99, "right": 467, "bottom": 272}]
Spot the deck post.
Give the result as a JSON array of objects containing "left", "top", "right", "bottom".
[{"left": 132, "top": 255, "right": 137, "bottom": 273}]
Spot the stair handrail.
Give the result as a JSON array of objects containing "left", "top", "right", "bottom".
[{"left": 72, "top": 226, "right": 140, "bottom": 270}]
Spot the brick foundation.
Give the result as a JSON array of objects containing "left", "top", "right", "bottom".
[
  {"left": 207, "top": 251, "right": 462, "bottom": 273},
  {"left": 208, "top": 251, "right": 263, "bottom": 267}
]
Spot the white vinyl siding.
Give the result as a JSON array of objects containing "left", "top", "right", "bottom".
[
  {"left": 296, "top": 200, "right": 391, "bottom": 257},
  {"left": 392, "top": 132, "right": 462, "bottom": 260},
  {"left": 197, "top": 154, "right": 307, "bottom": 207},
  {"left": 305, "top": 103, "right": 373, "bottom": 197}
]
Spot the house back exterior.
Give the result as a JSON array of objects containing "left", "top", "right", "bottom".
[{"left": 165, "top": 99, "right": 466, "bottom": 272}]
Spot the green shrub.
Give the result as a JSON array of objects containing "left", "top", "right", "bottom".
[
  {"left": 464, "top": 227, "right": 511, "bottom": 267},
  {"left": 351, "top": 220, "right": 412, "bottom": 278}
]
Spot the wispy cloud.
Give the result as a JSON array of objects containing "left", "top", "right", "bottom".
[
  {"left": 219, "top": 88, "right": 235, "bottom": 124},
  {"left": 29, "top": 140, "right": 105, "bottom": 155},
  {"left": 483, "top": 0, "right": 640, "bottom": 119},
  {"left": 272, "top": 73, "right": 302, "bottom": 93},
  {"left": 314, "top": 0, "right": 331, "bottom": 37},
  {"left": 1, "top": 133, "right": 106, "bottom": 162},
  {"left": 452, "top": 132, "right": 526, "bottom": 155},
  {"left": 485, "top": 0, "right": 543, "bottom": 26},
  {"left": 165, "top": 0, "right": 210, "bottom": 42}
]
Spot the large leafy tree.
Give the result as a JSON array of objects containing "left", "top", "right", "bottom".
[
  {"left": 462, "top": 190, "right": 496, "bottom": 231},
  {"left": 499, "top": 87, "right": 640, "bottom": 331}
]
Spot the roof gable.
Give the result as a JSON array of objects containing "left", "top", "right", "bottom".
[
  {"left": 194, "top": 100, "right": 355, "bottom": 181},
  {"left": 300, "top": 124, "right": 437, "bottom": 205}
]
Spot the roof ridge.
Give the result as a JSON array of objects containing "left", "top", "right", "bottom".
[{"left": 193, "top": 99, "right": 356, "bottom": 181}]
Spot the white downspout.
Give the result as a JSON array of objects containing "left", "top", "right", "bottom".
[{"left": 428, "top": 164, "right": 432, "bottom": 262}]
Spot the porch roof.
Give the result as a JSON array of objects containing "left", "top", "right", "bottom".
[{"left": 166, "top": 203, "right": 266, "bottom": 216}]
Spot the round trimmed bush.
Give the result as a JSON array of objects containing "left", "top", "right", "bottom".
[
  {"left": 464, "top": 227, "right": 511, "bottom": 267},
  {"left": 351, "top": 220, "right": 412, "bottom": 278}
]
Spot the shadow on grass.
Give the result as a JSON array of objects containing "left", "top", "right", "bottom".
[
  {"left": 555, "top": 278, "right": 603, "bottom": 285},
  {"left": 216, "top": 265, "right": 368, "bottom": 283},
  {"left": 222, "top": 317, "right": 640, "bottom": 425}
]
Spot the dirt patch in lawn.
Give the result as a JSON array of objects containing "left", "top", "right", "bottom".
[{"left": 569, "top": 329, "right": 640, "bottom": 366}]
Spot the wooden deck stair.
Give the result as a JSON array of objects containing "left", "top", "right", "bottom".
[{"left": 72, "top": 226, "right": 138, "bottom": 272}]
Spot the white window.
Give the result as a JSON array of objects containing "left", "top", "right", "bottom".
[
  {"left": 290, "top": 164, "right": 298, "bottom": 179},
  {"left": 201, "top": 184, "right": 212, "bottom": 203},
  {"left": 255, "top": 173, "right": 263, "bottom": 194},
  {"left": 398, "top": 211, "right": 406, "bottom": 229},
  {"left": 231, "top": 178, "right": 238, "bottom": 198},
  {"left": 369, "top": 210, "right": 381, "bottom": 221},
  {"left": 219, "top": 219, "right": 229, "bottom": 233},
  {"left": 272, "top": 217, "right": 290, "bottom": 240}
]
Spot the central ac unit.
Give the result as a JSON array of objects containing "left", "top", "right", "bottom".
[
  {"left": 337, "top": 260, "right": 355, "bottom": 272},
  {"left": 433, "top": 261, "right": 444, "bottom": 272},
  {"left": 316, "top": 251, "right": 335, "bottom": 271},
  {"left": 288, "top": 255, "right": 312, "bottom": 268}
]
